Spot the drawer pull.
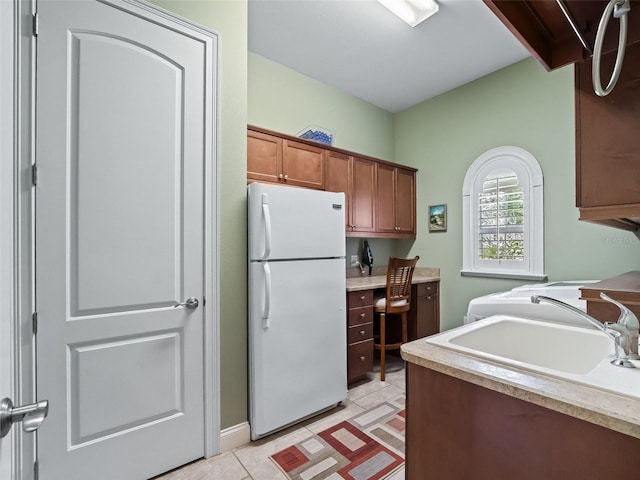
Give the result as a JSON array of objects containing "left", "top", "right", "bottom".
[
  {"left": 360, "top": 356, "right": 366, "bottom": 362},
  {"left": 360, "top": 330, "right": 365, "bottom": 335},
  {"left": 360, "top": 313, "right": 365, "bottom": 318},
  {"left": 360, "top": 295, "right": 366, "bottom": 301}
]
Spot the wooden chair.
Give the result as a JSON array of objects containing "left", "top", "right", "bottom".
[{"left": 374, "top": 255, "right": 420, "bottom": 381}]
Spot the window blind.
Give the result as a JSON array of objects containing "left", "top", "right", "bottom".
[{"left": 478, "top": 174, "right": 524, "bottom": 261}]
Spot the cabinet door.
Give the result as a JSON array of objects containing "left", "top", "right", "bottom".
[
  {"left": 282, "top": 140, "right": 325, "bottom": 189},
  {"left": 326, "top": 151, "right": 352, "bottom": 230},
  {"left": 409, "top": 282, "right": 439, "bottom": 340},
  {"left": 375, "top": 163, "right": 397, "bottom": 234},
  {"left": 247, "top": 130, "right": 282, "bottom": 184},
  {"left": 395, "top": 167, "right": 416, "bottom": 235},
  {"left": 351, "top": 157, "right": 376, "bottom": 234},
  {"left": 576, "top": 42, "right": 640, "bottom": 226}
]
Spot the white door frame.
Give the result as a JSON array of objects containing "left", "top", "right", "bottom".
[{"left": 0, "top": 1, "right": 221, "bottom": 476}]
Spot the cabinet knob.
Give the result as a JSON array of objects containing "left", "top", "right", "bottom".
[
  {"left": 360, "top": 330, "right": 365, "bottom": 335},
  {"left": 360, "top": 295, "right": 366, "bottom": 301},
  {"left": 360, "top": 313, "right": 365, "bottom": 318},
  {"left": 283, "top": 174, "right": 288, "bottom": 181},
  {"left": 360, "top": 356, "right": 366, "bottom": 362},
  {"left": 278, "top": 173, "right": 283, "bottom": 179}
]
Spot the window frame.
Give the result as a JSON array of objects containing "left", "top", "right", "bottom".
[{"left": 461, "top": 146, "right": 546, "bottom": 281}]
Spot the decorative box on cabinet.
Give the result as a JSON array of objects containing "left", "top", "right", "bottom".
[
  {"left": 326, "top": 152, "right": 376, "bottom": 235},
  {"left": 347, "top": 290, "right": 374, "bottom": 383},
  {"left": 247, "top": 127, "right": 325, "bottom": 190}
]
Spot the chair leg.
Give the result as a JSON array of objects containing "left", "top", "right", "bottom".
[
  {"left": 401, "top": 312, "right": 408, "bottom": 344},
  {"left": 380, "top": 312, "right": 386, "bottom": 382}
]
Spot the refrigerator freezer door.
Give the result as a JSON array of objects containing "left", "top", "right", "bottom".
[
  {"left": 249, "top": 258, "right": 347, "bottom": 439},
  {"left": 248, "top": 183, "right": 345, "bottom": 261}
]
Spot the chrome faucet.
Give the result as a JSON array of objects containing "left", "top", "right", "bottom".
[
  {"left": 531, "top": 294, "right": 636, "bottom": 368},
  {"left": 355, "top": 260, "right": 366, "bottom": 275},
  {"left": 599, "top": 293, "right": 640, "bottom": 360}
]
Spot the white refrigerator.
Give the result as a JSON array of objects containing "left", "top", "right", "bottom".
[{"left": 248, "top": 182, "right": 347, "bottom": 440}]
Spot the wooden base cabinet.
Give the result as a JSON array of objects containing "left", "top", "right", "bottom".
[
  {"left": 405, "top": 364, "right": 640, "bottom": 479},
  {"left": 408, "top": 281, "right": 439, "bottom": 340},
  {"left": 347, "top": 291, "right": 374, "bottom": 383}
]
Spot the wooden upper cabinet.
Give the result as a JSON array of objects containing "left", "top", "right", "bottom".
[
  {"left": 575, "top": 42, "right": 640, "bottom": 231},
  {"left": 325, "top": 152, "right": 376, "bottom": 236},
  {"left": 247, "top": 128, "right": 325, "bottom": 189},
  {"left": 248, "top": 125, "right": 417, "bottom": 238},
  {"left": 484, "top": 0, "right": 640, "bottom": 71},
  {"left": 282, "top": 140, "right": 325, "bottom": 189},
  {"left": 247, "top": 129, "right": 282, "bottom": 184},
  {"left": 351, "top": 157, "right": 376, "bottom": 235},
  {"left": 376, "top": 163, "right": 416, "bottom": 238},
  {"left": 376, "top": 164, "right": 396, "bottom": 235},
  {"left": 486, "top": 1, "right": 640, "bottom": 232},
  {"left": 326, "top": 151, "right": 352, "bottom": 231}
]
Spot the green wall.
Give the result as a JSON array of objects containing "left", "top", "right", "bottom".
[
  {"left": 248, "top": 53, "right": 395, "bottom": 161},
  {"left": 395, "top": 57, "right": 640, "bottom": 331},
  {"left": 150, "top": 0, "right": 248, "bottom": 430}
]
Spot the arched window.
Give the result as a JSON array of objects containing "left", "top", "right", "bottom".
[{"left": 462, "top": 146, "right": 545, "bottom": 280}]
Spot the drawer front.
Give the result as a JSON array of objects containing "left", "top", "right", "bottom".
[
  {"left": 416, "top": 281, "right": 438, "bottom": 297},
  {"left": 348, "top": 306, "right": 374, "bottom": 326},
  {"left": 348, "top": 290, "right": 374, "bottom": 307},
  {"left": 348, "top": 339, "right": 373, "bottom": 382},
  {"left": 348, "top": 322, "right": 373, "bottom": 344}
]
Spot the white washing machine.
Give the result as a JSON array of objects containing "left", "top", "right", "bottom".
[{"left": 465, "top": 281, "right": 600, "bottom": 327}]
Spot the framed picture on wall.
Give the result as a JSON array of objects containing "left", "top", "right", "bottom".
[{"left": 429, "top": 204, "right": 447, "bottom": 232}]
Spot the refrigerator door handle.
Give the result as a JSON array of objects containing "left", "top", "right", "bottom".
[
  {"left": 263, "top": 262, "right": 271, "bottom": 328},
  {"left": 262, "top": 193, "right": 272, "bottom": 260}
]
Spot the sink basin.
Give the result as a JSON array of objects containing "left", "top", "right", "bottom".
[{"left": 425, "top": 315, "right": 640, "bottom": 398}]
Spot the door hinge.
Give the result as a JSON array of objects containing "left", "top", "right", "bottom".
[
  {"left": 31, "top": 164, "right": 37, "bottom": 186},
  {"left": 34, "top": 461, "right": 39, "bottom": 480},
  {"left": 32, "top": 312, "right": 38, "bottom": 335},
  {"left": 32, "top": 13, "right": 39, "bottom": 37}
]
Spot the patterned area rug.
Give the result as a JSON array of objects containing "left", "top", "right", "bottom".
[{"left": 270, "top": 400, "right": 405, "bottom": 480}]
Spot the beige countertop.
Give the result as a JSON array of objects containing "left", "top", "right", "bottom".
[
  {"left": 401, "top": 339, "right": 640, "bottom": 440},
  {"left": 345, "top": 267, "right": 440, "bottom": 292}
]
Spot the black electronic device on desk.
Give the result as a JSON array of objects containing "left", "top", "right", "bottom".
[{"left": 362, "top": 240, "right": 373, "bottom": 276}]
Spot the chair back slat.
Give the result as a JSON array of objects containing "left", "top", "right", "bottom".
[{"left": 385, "top": 256, "right": 420, "bottom": 313}]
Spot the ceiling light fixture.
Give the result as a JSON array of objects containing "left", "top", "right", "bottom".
[{"left": 377, "top": 0, "right": 440, "bottom": 27}]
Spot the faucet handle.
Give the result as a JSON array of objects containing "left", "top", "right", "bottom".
[{"left": 600, "top": 293, "right": 640, "bottom": 329}]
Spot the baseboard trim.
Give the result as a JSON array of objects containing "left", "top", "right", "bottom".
[{"left": 219, "top": 421, "right": 250, "bottom": 453}]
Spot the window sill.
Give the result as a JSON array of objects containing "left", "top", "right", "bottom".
[{"left": 460, "top": 270, "right": 547, "bottom": 281}]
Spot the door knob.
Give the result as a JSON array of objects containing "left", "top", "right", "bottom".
[
  {"left": 174, "top": 297, "right": 199, "bottom": 310},
  {"left": 0, "top": 397, "right": 49, "bottom": 438}
]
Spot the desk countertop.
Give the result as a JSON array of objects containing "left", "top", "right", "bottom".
[{"left": 345, "top": 267, "right": 440, "bottom": 292}]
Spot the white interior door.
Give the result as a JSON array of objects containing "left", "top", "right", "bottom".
[{"left": 35, "top": 1, "right": 208, "bottom": 478}]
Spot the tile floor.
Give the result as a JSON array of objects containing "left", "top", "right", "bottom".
[{"left": 155, "top": 356, "right": 406, "bottom": 480}]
